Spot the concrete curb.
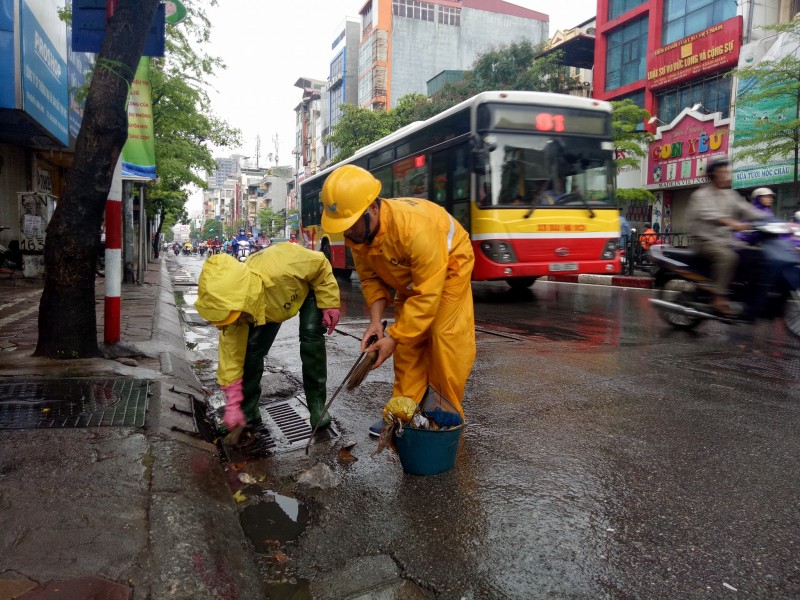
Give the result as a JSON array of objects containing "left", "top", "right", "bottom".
[
  {"left": 144, "top": 259, "right": 265, "bottom": 599},
  {"left": 544, "top": 273, "right": 653, "bottom": 289}
]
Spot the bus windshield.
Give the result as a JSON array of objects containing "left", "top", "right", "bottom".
[{"left": 477, "top": 133, "right": 615, "bottom": 208}]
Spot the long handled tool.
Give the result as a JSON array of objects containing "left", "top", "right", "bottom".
[{"left": 305, "top": 321, "right": 387, "bottom": 454}]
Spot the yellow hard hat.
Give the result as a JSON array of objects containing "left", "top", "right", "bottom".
[{"left": 321, "top": 165, "right": 382, "bottom": 233}]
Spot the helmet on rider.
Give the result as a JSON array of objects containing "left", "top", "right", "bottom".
[
  {"left": 750, "top": 187, "right": 775, "bottom": 210},
  {"left": 705, "top": 158, "right": 729, "bottom": 179},
  {"left": 794, "top": 211, "right": 800, "bottom": 223},
  {"left": 321, "top": 165, "right": 382, "bottom": 234},
  {"left": 239, "top": 228, "right": 245, "bottom": 236}
]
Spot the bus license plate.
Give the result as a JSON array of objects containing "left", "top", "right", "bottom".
[{"left": 549, "top": 262, "right": 579, "bottom": 272}]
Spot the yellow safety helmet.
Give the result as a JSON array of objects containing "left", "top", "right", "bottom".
[{"left": 321, "top": 165, "right": 382, "bottom": 233}]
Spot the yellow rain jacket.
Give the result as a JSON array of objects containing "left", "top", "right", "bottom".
[
  {"left": 349, "top": 198, "right": 473, "bottom": 344},
  {"left": 195, "top": 244, "right": 340, "bottom": 387},
  {"left": 347, "top": 198, "right": 476, "bottom": 413}
]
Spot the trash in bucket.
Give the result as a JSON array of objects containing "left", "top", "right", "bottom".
[
  {"left": 392, "top": 385, "right": 464, "bottom": 476},
  {"left": 394, "top": 424, "right": 463, "bottom": 476}
]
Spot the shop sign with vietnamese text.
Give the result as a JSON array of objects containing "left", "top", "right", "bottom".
[
  {"left": 647, "top": 111, "right": 730, "bottom": 189},
  {"left": 647, "top": 17, "right": 742, "bottom": 90}
]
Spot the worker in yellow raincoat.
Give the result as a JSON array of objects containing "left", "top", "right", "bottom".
[
  {"left": 195, "top": 246, "right": 341, "bottom": 435},
  {"left": 321, "top": 164, "right": 476, "bottom": 434}
]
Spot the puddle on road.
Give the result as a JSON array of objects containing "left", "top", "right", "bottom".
[
  {"left": 239, "top": 491, "right": 309, "bottom": 551},
  {"left": 184, "top": 329, "right": 215, "bottom": 352}
]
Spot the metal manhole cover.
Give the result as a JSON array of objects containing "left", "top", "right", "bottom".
[
  {"left": 261, "top": 397, "right": 339, "bottom": 453},
  {"left": 0, "top": 379, "right": 149, "bottom": 429}
]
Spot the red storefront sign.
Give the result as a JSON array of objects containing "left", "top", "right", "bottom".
[
  {"left": 647, "top": 111, "right": 730, "bottom": 189},
  {"left": 646, "top": 17, "right": 742, "bottom": 90}
]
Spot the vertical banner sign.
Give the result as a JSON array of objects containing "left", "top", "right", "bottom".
[{"left": 121, "top": 57, "right": 156, "bottom": 179}]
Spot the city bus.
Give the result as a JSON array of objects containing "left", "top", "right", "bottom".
[{"left": 299, "top": 91, "right": 621, "bottom": 287}]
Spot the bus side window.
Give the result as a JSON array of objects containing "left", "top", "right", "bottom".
[
  {"left": 372, "top": 166, "right": 393, "bottom": 198},
  {"left": 452, "top": 145, "right": 470, "bottom": 201},
  {"left": 431, "top": 150, "right": 449, "bottom": 206}
]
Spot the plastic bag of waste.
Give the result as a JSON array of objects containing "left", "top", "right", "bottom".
[
  {"left": 297, "top": 463, "right": 342, "bottom": 489},
  {"left": 382, "top": 396, "right": 417, "bottom": 424},
  {"left": 411, "top": 413, "right": 431, "bottom": 429},
  {"left": 423, "top": 406, "right": 463, "bottom": 429}
]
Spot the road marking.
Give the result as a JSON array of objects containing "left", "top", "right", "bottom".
[
  {"left": 0, "top": 289, "right": 41, "bottom": 312},
  {"left": 0, "top": 303, "right": 39, "bottom": 328}
]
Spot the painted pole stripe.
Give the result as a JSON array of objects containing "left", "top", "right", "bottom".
[
  {"left": 105, "top": 159, "right": 122, "bottom": 344},
  {"left": 104, "top": 296, "right": 121, "bottom": 342}
]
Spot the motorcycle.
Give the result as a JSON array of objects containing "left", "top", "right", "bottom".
[
  {"left": 649, "top": 222, "right": 800, "bottom": 337},
  {"left": 173, "top": 245, "right": 181, "bottom": 256},
  {"left": 235, "top": 240, "right": 251, "bottom": 262},
  {"left": 0, "top": 226, "right": 21, "bottom": 271}
]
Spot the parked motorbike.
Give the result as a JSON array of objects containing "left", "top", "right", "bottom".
[
  {"left": 0, "top": 226, "right": 21, "bottom": 271},
  {"left": 235, "top": 240, "right": 251, "bottom": 262},
  {"left": 649, "top": 222, "right": 800, "bottom": 337}
]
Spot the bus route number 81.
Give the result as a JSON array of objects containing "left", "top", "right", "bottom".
[{"left": 535, "top": 112, "right": 566, "bottom": 133}]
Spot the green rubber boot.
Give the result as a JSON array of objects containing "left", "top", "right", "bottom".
[
  {"left": 241, "top": 322, "right": 281, "bottom": 425},
  {"left": 299, "top": 293, "right": 330, "bottom": 428}
]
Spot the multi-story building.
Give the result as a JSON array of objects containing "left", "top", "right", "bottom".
[
  {"left": 540, "top": 18, "right": 596, "bottom": 98},
  {"left": 357, "top": 0, "right": 549, "bottom": 110},
  {"left": 207, "top": 154, "right": 245, "bottom": 190},
  {"left": 593, "top": 0, "right": 789, "bottom": 232},
  {"left": 293, "top": 77, "right": 326, "bottom": 181},
  {"left": 326, "top": 17, "right": 361, "bottom": 162}
]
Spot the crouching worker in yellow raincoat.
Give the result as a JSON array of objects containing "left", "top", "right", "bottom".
[
  {"left": 195, "top": 246, "right": 341, "bottom": 435},
  {"left": 321, "top": 164, "right": 476, "bottom": 434}
]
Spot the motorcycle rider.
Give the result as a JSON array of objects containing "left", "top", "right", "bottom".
[
  {"left": 233, "top": 228, "right": 249, "bottom": 253},
  {"left": 685, "top": 159, "right": 767, "bottom": 318}
]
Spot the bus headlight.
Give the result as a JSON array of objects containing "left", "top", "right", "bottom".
[
  {"left": 480, "top": 240, "right": 518, "bottom": 263},
  {"left": 600, "top": 239, "right": 618, "bottom": 260}
]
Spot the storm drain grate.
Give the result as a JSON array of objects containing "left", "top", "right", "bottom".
[
  {"left": 262, "top": 397, "right": 339, "bottom": 453},
  {"left": 0, "top": 379, "right": 149, "bottom": 430}
]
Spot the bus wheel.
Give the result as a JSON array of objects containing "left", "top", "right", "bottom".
[
  {"left": 321, "top": 240, "right": 332, "bottom": 264},
  {"left": 507, "top": 277, "right": 537, "bottom": 290},
  {"left": 334, "top": 268, "right": 352, "bottom": 280}
]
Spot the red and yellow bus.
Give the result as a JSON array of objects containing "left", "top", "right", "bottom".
[{"left": 299, "top": 91, "right": 621, "bottom": 287}]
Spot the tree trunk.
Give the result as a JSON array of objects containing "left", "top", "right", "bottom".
[{"left": 35, "top": 0, "right": 162, "bottom": 358}]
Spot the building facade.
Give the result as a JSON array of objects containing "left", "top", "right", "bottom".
[
  {"left": 593, "top": 0, "right": 793, "bottom": 233},
  {"left": 356, "top": 0, "right": 549, "bottom": 110},
  {"left": 326, "top": 17, "right": 361, "bottom": 162}
]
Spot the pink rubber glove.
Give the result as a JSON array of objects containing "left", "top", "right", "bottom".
[
  {"left": 220, "top": 379, "right": 246, "bottom": 430},
  {"left": 321, "top": 308, "right": 340, "bottom": 335}
]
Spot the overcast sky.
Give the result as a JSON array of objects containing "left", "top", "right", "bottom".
[{"left": 190, "top": 0, "right": 597, "bottom": 212}]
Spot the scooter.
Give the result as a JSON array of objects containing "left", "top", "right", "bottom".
[
  {"left": 235, "top": 240, "right": 251, "bottom": 262},
  {"left": 0, "top": 226, "right": 21, "bottom": 270},
  {"left": 649, "top": 222, "right": 800, "bottom": 338}
]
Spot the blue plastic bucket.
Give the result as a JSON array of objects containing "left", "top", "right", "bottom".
[{"left": 394, "top": 424, "right": 463, "bottom": 476}]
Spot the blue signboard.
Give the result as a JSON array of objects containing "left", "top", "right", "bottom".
[
  {"left": 67, "top": 29, "right": 94, "bottom": 140},
  {"left": 0, "top": 0, "right": 14, "bottom": 109},
  {"left": 72, "top": 1, "right": 165, "bottom": 57},
  {"left": 20, "top": 0, "right": 69, "bottom": 145}
]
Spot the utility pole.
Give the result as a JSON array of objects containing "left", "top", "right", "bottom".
[
  {"left": 255, "top": 135, "right": 261, "bottom": 168},
  {"left": 272, "top": 133, "right": 280, "bottom": 166}
]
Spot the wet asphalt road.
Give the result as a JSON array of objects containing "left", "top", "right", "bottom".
[{"left": 171, "top": 254, "right": 800, "bottom": 599}]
